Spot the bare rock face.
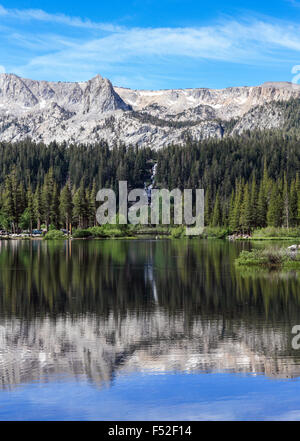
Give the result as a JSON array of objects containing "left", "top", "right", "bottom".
[
  {"left": 0, "top": 74, "right": 38, "bottom": 108},
  {"left": 83, "top": 75, "right": 129, "bottom": 113},
  {"left": 115, "top": 82, "right": 300, "bottom": 119},
  {"left": 0, "top": 73, "right": 300, "bottom": 148}
]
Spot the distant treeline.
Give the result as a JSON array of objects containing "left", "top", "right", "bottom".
[
  {"left": 0, "top": 140, "right": 153, "bottom": 232},
  {"left": 0, "top": 140, "right": 153, "bottom": 190},
  {"left": 156, "top": 131, "right": 300, "bottom": 230},
  {"left": 1, "top": 130, "right": 300, "bottom": 231}
]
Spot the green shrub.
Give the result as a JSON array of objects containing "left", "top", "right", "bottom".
[
  {"left": 73, "top": 224, "right": 133, "bottom": 239},
  {"left": 235, "top": 250, "right": 266, "bottom": 266},
  {"left": 44, "top": 230, "right": 65, "bottom": 240},
  {"left": 87, "top": 225, "right": 122, "bottom": 238},
  {"left": 204, "top": 227, "right": 232, "bottom": 239},
  {"left": 95, "top": 223, "right": 131, "bottom": 237},
  {"left": 19, "top": 208, "right": 31, "bottom": 230},
  {"left": 87, "top": 226, "right": 106, "bottom": 237},
  {"left": 101, "top": 221, "right": 130, "bottom": 236},
  {"left": 100, "top": 227, "right": 124, "bottom": 237},
  {"left": 72, "top": 229, "right": 93, "bottom": 238},
  {"left": 171, "top": 226, "right": 186, "bottom": 239},
  {"left": 235, "top": 247, "right": 300, "bottom": 266}
]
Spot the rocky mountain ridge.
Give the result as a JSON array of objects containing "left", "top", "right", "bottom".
[{"left": 0, "top": 73, "right": 299, "bottom": 148}]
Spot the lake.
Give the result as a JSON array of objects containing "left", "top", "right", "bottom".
[{"left": 0, "top": 238, "right": 300, "bottom": 421}]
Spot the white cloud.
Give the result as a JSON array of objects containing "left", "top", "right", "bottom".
[
  {"left": 2, "top": 5, "right": 300, "bottom": 85},
  {"left": 18, "top": 19, "right": 300, "bottom": 73},
  {"left": 0, "top": 5, "right": 7, "bottom": 16},
  {"left": 0, "top": 65, "right": 5, "bottom": 74},
  {"left": 0, "top": 4, "right": 122, "bottom": 32}
]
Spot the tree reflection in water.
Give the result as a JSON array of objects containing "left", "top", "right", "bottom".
[{"left": 0, "top": 238, "right": 300, "bottom": 389}]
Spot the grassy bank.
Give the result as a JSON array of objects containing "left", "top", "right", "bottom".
[
  {"left": 235, "top": 247, "right": 300, "bottom": 268},
  {"left": 44, "top": 225, "right": 136, "bottom": 240},
  {"left": 250, "top": 227, "right": 300, "bottom": 240},
  {"left": 226, "top": 227, "right": 300, "bottom": 240},
  {"left": 12, "top": 226, "right": 300, "bottom": 241}
]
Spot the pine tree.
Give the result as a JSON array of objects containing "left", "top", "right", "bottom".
[
  {"left": 211, "top": 190, "right": 222, "bottom": 227},
  {"left": 257, "top": 181, "right": 267, "bottom": 228},
  {"left": 16, "top": 181, "right": 26, "bottom": 227},
  {"left": 228, "top": 190, "right": 235, "bottom": 230},
  {"left": 229, "top": 179, "right": 243, "bottom": 231},
  {"left": 42, "top": 168, "right": 54, "bottom": 231},
  {"left": 267, "top": 182, "right": 283, "bottom": 227},
  {"left": 73, "top": 180, "right": 88, "bottom": 228},
  {"left": 60, "top": 182, "right": 73, "bottom": 232},
  {"left": 296, "top": 173, "right": 300, "bottom": 226},
  {"left": 290, "top": 179, "right": 298, "bottom": 226},
  {"left": 240, "top": 182, "right": 252, "bottom": 233},
  {"left": 282, "top": 173, "right": 290, "bottom": 228},
  {"left": 2, "top": 175, "right": 14, "bottom": 232},
  {"left": 262, "top": 158, "right": 271, "bottom": 199},
  {"left": 204, "top": 187, "right": 212, "bottom": 226},
  {"left": 88, "top": 181, "right": 97, "bottom": 227},
  {"left": 50, "top": 183, "right": 60, "bottom": 228},
  {"left": 250, "top": 175, "right": 258, "bottom": 228},
  {"left": 27, "top": 186, "right": 34, "bottom": 235},
  {"left": 34, "top": 184, "right": 43, "bottom": 230}
]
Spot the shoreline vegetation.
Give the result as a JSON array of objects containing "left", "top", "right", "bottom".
[
  {"left": 235, "top": 247, "right": 300, "bottom": 269},
  {"left": 2, "top": 225, "right": 300, "bottom": 241},
  {"left": 230, "top": 227, "right": 300, "bottom": 241},
  {"left": 2, "top": 132, "right": 300, "bottom": 238}
]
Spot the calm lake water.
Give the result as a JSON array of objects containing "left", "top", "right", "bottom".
[{"left": 1, "top": 238, "right": 300, "bottom": 420}]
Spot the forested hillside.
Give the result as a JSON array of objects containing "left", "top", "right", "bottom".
[
  {"left": 1, "top": 129, "right": 300, "bottom": 232},
  {"left": 156, "top": 130, "right": 300, "bottom": 230}
]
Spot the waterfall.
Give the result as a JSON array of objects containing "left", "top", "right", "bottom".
[{"left": 145, "top": 162, "right": 157, "bottom": 203}]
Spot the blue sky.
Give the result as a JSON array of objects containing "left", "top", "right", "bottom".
[{"left": 1, "top": 1, "right": 300, "bottom": 89}]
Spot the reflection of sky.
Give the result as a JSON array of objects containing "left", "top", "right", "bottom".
[{"left": 1, "top": 372, "right": 300, "bottom": 421}]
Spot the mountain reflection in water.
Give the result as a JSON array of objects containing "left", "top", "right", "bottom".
[{"left": 0, "top": 238, "right": 300, "bottom": 391}]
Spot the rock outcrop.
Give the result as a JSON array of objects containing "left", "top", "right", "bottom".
[{"left": 0, "top": 74, "right": 299, "bottom": 148}]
